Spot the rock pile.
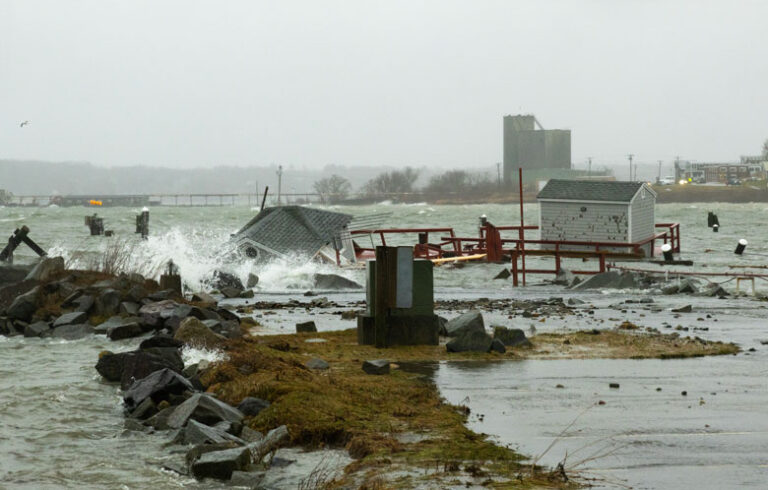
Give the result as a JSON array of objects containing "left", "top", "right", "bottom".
[{"left": 442, "top": 311, "right": 531, "bottom": 354}]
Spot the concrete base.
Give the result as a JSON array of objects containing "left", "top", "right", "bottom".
[{"left": 357, "top": 314, "right": 440, "bottom": 346}]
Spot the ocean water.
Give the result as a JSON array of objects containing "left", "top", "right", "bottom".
[
  {"left": 3, "top": 201, "right": 767, "bottom": 294},
  {"left": 1, "top": 202, "right": 768, "bottom": 489}
]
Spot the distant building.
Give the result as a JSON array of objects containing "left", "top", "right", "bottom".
[
  {"left": 681, "top": 161, "right": 764, "bottom": 184},
  {"left": 503, "top": 115, "right": 571, "bottom": 183},
  {"left": 537, "top": 180, "right": 656, "bottom": 256}
]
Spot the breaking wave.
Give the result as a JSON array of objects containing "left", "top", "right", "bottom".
[{"left": 47, "top": 226, "right": 366, "bottom": 293}]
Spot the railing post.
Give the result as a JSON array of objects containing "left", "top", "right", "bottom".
[
  {"left": 511, "top": 250, "right": 519, "bottom": 287},
  {"left": 555, "top": 243, "right": 561, "bottom": 274},
  {"left": 599, "top": 253, "right": 606, "bottom": 273}
]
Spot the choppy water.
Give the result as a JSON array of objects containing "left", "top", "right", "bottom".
[
  {"left": 4, "top": 201, "right": 768, "bottom": 292},
  {"left": 1, "top": 202, "right": 768, "bottom": 489}
]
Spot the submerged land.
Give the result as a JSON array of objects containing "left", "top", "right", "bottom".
[{"left": 0, "top": 260, "right": 741, "bottom": 489}]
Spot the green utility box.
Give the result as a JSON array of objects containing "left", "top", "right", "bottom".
[{"left": 357, "top": 250, "right": 439, "bottom": 346}]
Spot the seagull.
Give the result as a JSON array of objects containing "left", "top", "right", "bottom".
[{"left": 20, "top": 120, "right": 29, "bottom": 128}]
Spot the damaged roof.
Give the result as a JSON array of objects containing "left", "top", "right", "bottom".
[
  {"left": 233, "top": 206, "right": 353, "bottom": 259},
  {"left": 537, "top": 179, "right": 655, "bottom": 203}
]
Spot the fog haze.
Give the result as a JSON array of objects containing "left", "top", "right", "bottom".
[{"left": 2, "top": 0, "right": 767, "bottom": 174}]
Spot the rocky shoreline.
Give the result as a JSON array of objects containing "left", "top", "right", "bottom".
[{"left": 0, "top": 258, "right": 742, "bottom": 488}]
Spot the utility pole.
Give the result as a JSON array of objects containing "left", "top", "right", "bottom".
[
  {"left": 276, "top": 165, "right": 283, "bottom": 206},
  {"left": 657, "top": 160, "right": 662, "bottom": 184},
  {"left": 587, "top": 157, "right": 592, "bottom": 177},
  {"left": 674, "top": 156, "right": 680, "bottom": 182},
  {"left": 496, "top": 162, "right": 502, "bottom": 187},
  {"left": 627, "top": 154, "right": 634, "bottom": 181}
]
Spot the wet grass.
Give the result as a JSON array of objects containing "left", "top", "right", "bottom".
[{"left": 200, "top": 327, "right": 736, "bottom": 487}]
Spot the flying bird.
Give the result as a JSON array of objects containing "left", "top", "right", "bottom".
[{"left": 20, "top": 120, "right": 29, "bottom": 127}]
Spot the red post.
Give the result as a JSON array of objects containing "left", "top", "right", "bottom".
[
  {"left": 518, "top": 168, "right": 526, "bottom": 286},
  {"left": 599, "top": 253, "right": 606, "bottom": 273},
  {"left": 554, "top": 243, "right": 561, "bottom": 274},
  {"left": 511, "top": 250, "right": 519, "bottom": 287}
]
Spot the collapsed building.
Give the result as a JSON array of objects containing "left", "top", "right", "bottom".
[{"left": 230, "top": 206, "right": 356, "bottom": 265}]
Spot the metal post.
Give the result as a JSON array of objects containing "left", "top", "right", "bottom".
[
  {"left": 276, "top": 165, "right": 283, "bottom": 206},
  {"left": 374, "top": 246, "right": 394, "bottom": 348},
  {"left": 260, "top": 186, "right": 269, "bottom": 211}
]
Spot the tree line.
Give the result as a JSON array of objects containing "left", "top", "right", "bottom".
[{"left": 313, "top": 167, "right": 499, "bottom": 203}]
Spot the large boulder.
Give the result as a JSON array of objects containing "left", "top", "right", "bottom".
[
  {"left": 312, "top": 273, "right": 363, "bottom": 290},
  {"left": 96, "top": 288, "right": 122, "bottom": 316},
  {"left": 246, "top": 273, "right": 259, "bottom": 289},
  {"left": 94, "top": 349, "right": 184, "bottom": 389},
  {"left": 139, "top": 300, "right": 180, "bottom": 329},
  {"left": 220, "top": 287, "right": 243, "bottom": 299},
  {"left": 190, "top": 445, "right": 252, "bottom": 480},
  {"left": 493, "top": 326, "right": 532, "bottom": 347},
  {"left": 190, "top": 292, "right": 217, "bottom": 308},
  {"left": 52, "top": 311, "right": 88, "bottom": 328},
  {"left": 7, "top": 286, "right": 40, "bottom": 322},
  {"left": 140, "top": 335, "right": 184, "bottom": 350},
  {"left": 210, "top": 271, "right": 245, "bottom": 291},
  {"left": 446, "top": 329, "right": 493, "bottom": 353},
  {"left": 174, "top": 419, "right": 244, "bottom": 446},
  {"left": 174, "top": 317, "right": 226, "bottom": 349},
  {"left": 107, "top": 319, "right": 144, "bottom": 341},
  {"left": 24, "top": 320, "right": 51, "bottom": 337},
  {"left": 24, "top": 256, "right": 65, "bottom": 282},
  {"left": 206, "top": 319, "right": 242, "bottom": 339},
  {"left": 167, "top": 393, "right": 244, "bottom": 429},
  {"left": 47, "top": 323, "right": 94, "bottom": 340},
  {"left": 444, "top": 311, "right": 485, "bottom": 338},
  {"left": 123, "top": 368, "right": 195, "bottom": 410},
  {"left": 0, "top": 264, "right": 33, "bottom": 286},
  {"left": 73, "top": 295, "right": 95, "bottom": 313},
  {"left": 93, "top": 316, "right": 138, "bottom": 334},
  {"left": 119, "top": 302, "right": 140, "bottom": 316},
  {"left": 236, "top": 397, "right": 270, "bottom": 417}
]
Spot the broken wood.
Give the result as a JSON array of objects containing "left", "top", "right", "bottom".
[
  {"left": 248, "top": 424, "right": 288, "bottom": 463},
  {"left": 0, "top": 226, "right": 47, "bottom": 263}
]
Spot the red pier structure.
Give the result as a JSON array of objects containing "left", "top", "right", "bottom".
[{"left": 351, "top": 221, "right": 682, "bottom": 287}]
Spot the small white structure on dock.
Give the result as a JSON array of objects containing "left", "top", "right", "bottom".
[{"left": 536, "top": 180, "right": 657, "bottom": 255}]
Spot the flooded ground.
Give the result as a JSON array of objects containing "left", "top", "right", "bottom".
[
  {"left": 2, "top": 202, "right": 768, "bottom": 488},
  {"left": 436, "top": 292, "right": 768, "bottom": 489}
]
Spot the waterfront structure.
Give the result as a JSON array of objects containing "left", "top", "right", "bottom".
[
  {"left": 503, "top": 114, "right": 571, "bottom": 184},
  {"left": 231, "top": 205, "right": 355, "bottom": 264},
  {"left": 680, "top": 160, "right": 765, "bottom": 184},
  {"left": 537, "top": 179, "right": 656, "bottom": 255}
]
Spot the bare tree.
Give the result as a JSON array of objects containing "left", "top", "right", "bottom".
[
  {"left": 0, "top": 189, "right": 13, "bottom": 205},
  {"left": 313, "top": 174, "right": 351, "bottom": 204},
  {"left": 762, "top": 138, "right": 768, "bottom": 158},
  {"left": 362, "top": 167, "right": 420, "bottom": 196}
]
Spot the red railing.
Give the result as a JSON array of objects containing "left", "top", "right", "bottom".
[{"left": 351, "top": 223, "right": 682, "bottom": 285}]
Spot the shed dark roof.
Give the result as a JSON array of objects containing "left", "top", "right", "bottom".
[
  {"left": 233, "top": 206, "right": 353, "bottom": 259},
  {"left": 537, "top": 180, "right": 652, "bottom": 203}
]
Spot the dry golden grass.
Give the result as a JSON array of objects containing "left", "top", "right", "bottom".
[{"left": 200, "top": 328, "right": 736, "bottom": 488}]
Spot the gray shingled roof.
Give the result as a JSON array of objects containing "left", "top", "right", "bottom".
[
  {"left": 537, "top": 180, "right": 651, "bottom": 202},
  {"left": 233, "top": 206, "right": 353, "bottom": 259}
]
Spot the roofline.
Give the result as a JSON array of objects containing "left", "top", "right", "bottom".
[
  {"left": 630, "top": 183, "right": 657, "bottom": 200},
  {"left": 538, "top": 198, "right": 631, "bottom": 205}
]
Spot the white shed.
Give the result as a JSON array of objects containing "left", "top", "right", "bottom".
[{"left": 536, "top": 180, "right": 657, "bottom": 255}]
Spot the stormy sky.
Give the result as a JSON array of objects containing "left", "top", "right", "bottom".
[{"left": 2, "top": 0, "right": 767, "bottom": 173}]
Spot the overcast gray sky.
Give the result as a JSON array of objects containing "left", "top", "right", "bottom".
[{"left": 2, "top": 0, "right": 767, "bottom": 172}]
